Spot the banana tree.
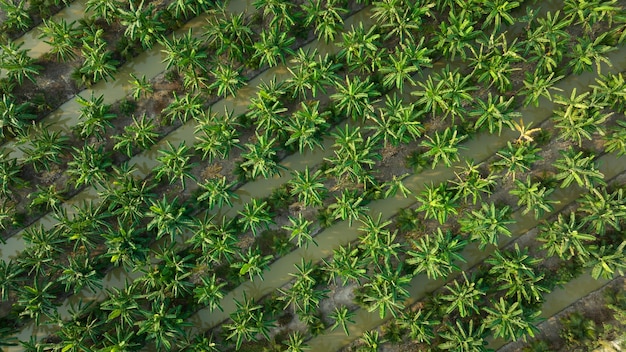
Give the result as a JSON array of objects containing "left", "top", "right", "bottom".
[
  {"left": 285, "top": 101, "right": 329, "bottom": 153},
  {"left": 146, "top": 195, "right": 193, "bottom": 242},
  {"left": 100, "top": 283, "right": 141, "bottom": 329},
  {"left": 331, "top": 76, "right": 380, "bottom": 121},
  {"left": 288, "top": 167, "right": 327, "bottom": 207},
  {"left": 239, "top": 132, "right": 284, "bottom": 180},
  {"left": 471, "top": 94, "right": 520, "bottom": 135},
  {"left": 67, "top": 144, "right": 112, "bottom": 188},
  {"left": 406, "top": 227, "right": 467, "bottom": 279},
  {"left": 136, "top": 299, "right": 191, "bottom": 351},
  {"left": 538, "top": 211, "right": 596, "bottom": 260},
  {"left": 482, "top": 297, "right": 541, "bottom": 342},
  {"left": 509, "top": 176, "right": 557, "bottom": 219},
  {"left": 398, "top": 309, "right": 439, "bottom": 344},
  {"left": 415, "top": 182, "right": 459, "bottom": 224},
  {"left": 419, "top": 127, "right": 467, "bottom": 169},
  {"left": 237, "top": 198, "right": 273, "bottom": 237},
  {"left": 553, "top": 147, "right": 605, "bottom": 189},
  {"left": 19, "top": 123, "right": 68, "bottom": 172},
  {"left": 193, "top": 273, "right": 226, "bottom": 312},
  {"left": 451, "top": 160, "right": 497, "bottom": 205},
  {"left": 303, "top": 0, "right": 348, "bottom": 44},
  {"left": 118, "top": 0, "right": 165, "bottom": 49},
  {"left": 38, "top": 18, "right": 81, "bottom": 62},
  {"left": 188, "top": 214, "right": 239, "bottom": 265},
  {"left": 460, "top": 202, "right": 514, "bottom": 249},
  {"left": 154, "top": 141, "right": 198, "bottom": 190}
]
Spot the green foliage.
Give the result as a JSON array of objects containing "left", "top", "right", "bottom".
[
  {"left": 38, "top": 18, "right": 80, "bottom": 62},
  {"left": 510, "top": 176, "right": 558, "bottom": 219},
  {"left": 553, "top": 147, "right": 605, "bottom": 189},
  {"left": 538, "top": 212, "right": 596, "bottom": 261},
  {"left": 460, "top": 202, "right": 514, "bottom": 249},
  {"left": 406, "top": 227, "right": 467, "bottom": 279},
  {"left": 415, "top": 182, "right": 459, "bottom": 224},
  {"left": 154, "top": 141, "right": 198, "bottom": 190},
  {"left": 420, "top": 127, "right": 467, "bottom": 169},
  {"left": 113, "top": 113, "right": 159, "bottom": 157}
]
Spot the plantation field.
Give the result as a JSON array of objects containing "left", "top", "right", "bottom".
[{"left": 1, "top": 0, "right": 626, "bottom": 351}]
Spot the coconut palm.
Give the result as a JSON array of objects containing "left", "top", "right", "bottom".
[
  {"left": 19, "top": 123, "right": 68, "bottom": 172},
  {"left": 197, "top": 176, "right": 238, "bottom": 211},
  {"left": 415, "top": 182, "right": 459, "bottom": 224},
  {"left": 230, "top": 246, "right": 273, "bottom": 281},
  {"left": 553, "top": 147, "right": 605, "bottom": 189},
  {"left": 482, "top": 298, "right": 541, "bottom": 342},
  {"left": 75, "top": 92, "right": 116, "bottom": 140},
  {"left": 398, "top": 309, "right": 439, "bottom": 344},
  {"left": 193, "top": 273, "right": 226, "bottom": 312},
  {"left": 337, "top": 22, "right": 382, "bottom": 73},
  {"left": 128, "top": 73, "right": 154, "bottom": 100},
  {"left": 451, "top": 160, "right": 497, "bottom": 205},
  {"left": 118, "top": 0, "right": 165, "bottom": 49},
  {"left": 103, "top": 220, "right": 149, "bottom": 270},
  {"left": 209, "top": 62, "right": 246, "bottom": 98},
  {"left": 17, "top": 280, "right": 57, "bottom": 325},
  {"left": 285, "top": 101, "right": 329, "bottom": 153},
  {"left": 369, "top": 95, "right": 424, "bottom": 147},
  {"left": 0, "top": 40, "right": 41, "bottom": 85},
  {"left": 154, "top": 141, "right": 198, "bottom": 190},
  {"left": 253, "top": 27, "right": 295, "bottom": 67},
  {"left": 0, "top": 0, "right": 31, "bottom": 31},
  {"left": 137, "top": 299, "right": 190, "bottom": 351},
  {"left": 509, "top": 176, "right": 558, "bottom": 219},
  {"left": 101, "top": 282, "right": 141, "bottom": 328},
  {"left": 420, "top": 127, "right": 467, "bottom": 169},
  {"left": 471, "top": 94, "right": 520, "bottom": 135},
  {"left": 578, "top": 187, "right": 626, "bottom": 236},
  {"left": 288, "top": 167, "right": 327, "bottom": 207},
  {"left": 67, "top": 144, "right": 112, "bottom": 188},
  {"left": 0, "top": 259, "right": 22, "bottom": 300},
  {"left": 194, "top": 107, "right": 241, "bottom": 162},
  {"left": 0, "top": 94, "right": 35, "bottom": 139},
  {"left": 237, "top": 198, "right": 273, "bottom": 237},
  {"left": 361, "top": 264, "right": 412, "bottom": 319},
  {"left": 0, "top": 152, "right": 26, "bottom": 197},
  {"left": 79, "top": 29, "right": 118, "bottom": 84},
  {"left": 38, "top": 18, "right": 80, "bottom": 62},
  {"left": 303, "top": 0, "right": 348, "bottom": 43},
  {"left": 146, "top": 195, "right": 193, "bottom": 242},
  {"left": 585, "top": 241, "right": 626, "bottom": 279},
  {"left": 331, "top": 76, "right": 380, "bottom": 122},
  {"left": 239, "top": 132, "right": 284, "bottom": 180},
  {"left": 485, "top": 244, "right": 548, "bottom": 303},
  {"left": 538, "top": 211, "right": 596, "bottom": 260},
  {"left": 460, "top": 203, "right": 514, "bottom": 249},
  {"left": 435, "top": 10, "right": 483, "bottom": 61},
  {"left": 323, "top": 243, "right": 368, "bottom": 285},
  {"left": 406, "top": 227, "right": 467, "bottom": 279},
  {"left": 188, "top": 214, "right": 239, "bottom": 264}
]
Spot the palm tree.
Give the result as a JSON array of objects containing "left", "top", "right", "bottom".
[
  {"left": 0, "top": 40, "right": 41, "bottom": 85},
  {"left": 0, "top": 152, "right": 26, "bottom": 197},
  {"left": 209, "top": 62, "right": 246, "bottom": 98},
  {"left": 38, "top": 18, "right": 81, "bottom": 62},
  {"left": 163, "top": 92, "right": 204, "bottom": 125},
  {"left": 330, "top": 305, "right": 356, "bottom": 336},
  {"left": 369, "top": 95, "right": 424, "bottom": 147},
  {"left": 471, "top": 94, "right": 520, "bottom": 135},
  {"left": 415, "top": 182, "right": 459, "bottom": 224},
  {"left": 102, "top": 220, "right": 149, "bottom": 270},
  {"left": 303, "top": 0, "right": 348, "bottom": 43},
  {"left": 19, "top": 123, "right": 68, "bottom": 172},
  {"left": 398, "top": 309, "right": 439, "bottom": 344},
  {"left": 483, "top": 298, "right": 541, "bottom": 341},
  {"left": 232, "top": 246, "right": 273, "bottom": 281},
  {"left": 491, "top": 141, "right": 542, "bottom": 181},
  {"left": 188, "top": 214, "right": 239, "bottom": 265},
  {"left": 285, "top": 101, "right": 329, "bottom": 153},
  {"left": 0, "top": 0, "right": 31, "bottom": 31},
  {"left": 118, "top": 0, "right": 165, "bottom": 49},
  {"left": 451, "top": 160, "right": 497, "bottom": 205},
  {"left": 252, "top": 27, "right": 295, "bottom": 67},
  {"left": 604, "top": 120, "right": 626, "bottom": 155},
  {"left": 193, "top": 273, "right": 226, "bottom": 312},
  {"left": 554, "top": 147, "right": 605, "bottom": 189},
  {"left": 79, "top": 29, "right": 118, "bottom": 84},
  {"left": 288, "top": 167, "right": 327, "bottom": 207},
  {"left": 59, "top": 255, "right": 101, "bottom": 294},
  {"left": 329, "top": 189, "right": 369, "bottom": 226},
  {"left": 323, "top": 243, "right": 367, "bottom": 285},
  {"left": 485, "top": 244, "right": 549, "bottom": 303},
  {"left": 406, "top": 227, "right": 467, "bottom": 279},
  {"left": 0, "top": 94, "right": 35, "bottom": 139},
  {"left": 284, "top": 331, "right": 310, "bottom": 352},
  {"left": 559, "top": 311, "right": 598, "bottom": 346},
  {"left": 113, "top": 113, "right": 159, "bottom": 157},
  {"left": 435, "top": 10, "right": 483, "bottom": 61},
  {"left": 194, "top": 107, "right": 241, "bottom": 162},
  {"left": 460, "top": 202, "right": 514, "bottom": 249},
  {"left": 17, "top": 280, "right": 57, "bottom": 325},
  {"left": 439, "top": 319, "right": 488, "bottom": 352},
  {"left": 331, "top": 76, "right": 380, "bottom": 122},
  {"left": 578, "top": 187, "right": 626, "bottom": 236},
  {"left": 419, "top": 127, "right": 467, "bottom": 169},
  {"left": 564, "top": 0, "right": 620, "bottom": 34},
  {"left": 137, "top": 299, "right": 190, "bottom": 351},
  {"left": 146, "top": 195, "right": 193, "bottom": 242},
  {"left": 359, "top": 330, "right": 386, "bottom": 352},
  {"left": 442, "top": 273, "right": 486, "bottom": 318},
  {"left": 568, "top": 32, "right": 615, "bottom": 74},
  {"left": 361, "top": 264, "right": 412, "bottom": 319},
  {"left": 552, "top": 89, "right": 608, "bottom": 146},
  {"left": 337, "top": 22, "right": 381, "bottom": 73},
  {"left": 252, "top": 0, "right": 295, "bottom": 29},
  {"left": 154, "top": 141, "right": 198, "bottom": 190},
  {"left": 224, "top": 292, "right": 264, "bottom": 350},
  {"left": 100, "top": 326, "right": 140, "bottom": 352},
  {"left": 509, "top": 176, "right": 558, "bottom": 219},
  {"left": 585, "top": 241, "right": 626, "bottom": 279},
  {"left": 283, "top": 213, "right": 317, "bottom": 248},
  {"left": 67, "top": 144, "right": 112, "bottom": 188},
  {"left": 197, "top": 176, "right": 238, "bottom": 211},
  {"left": 162, "top": 28, "right": 208, "bottom": 80},
  {"left": 239, "top": 132, "right": 284, "bottom": 180},
  {"left": 129, "top": 73, "right": 154, "bottom": 100},
  {"left": 0, "top": 259, "right": 22, "bottom": 300},
  {"left": 75, "top": 92, "right": 116, "bottom": 140},
  {"left": 538, "top": 211, "right": 596, "bottom": 260},
  {"left": 237, "top": 198, "right": 273, "bottom": 236},
  {"left": 85, "top": 0, "right": 120, "bottom": 23},
  {"left": 521, "top": 71, "right": 564, "bottom": 107},
  {"left": 101, "top": 282, "right": 141, "bottom": 328}
]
